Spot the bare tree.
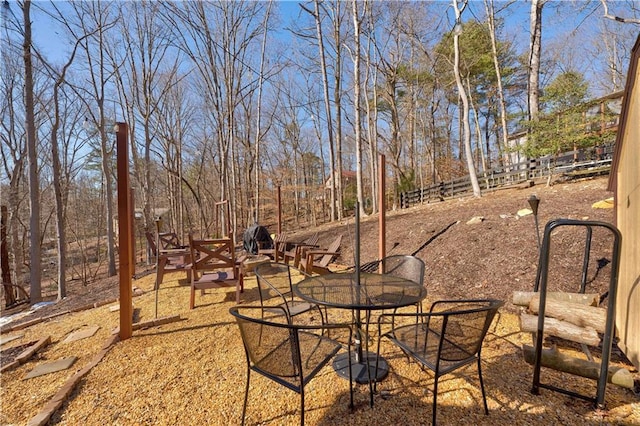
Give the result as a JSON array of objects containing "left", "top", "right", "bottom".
[
  {"left": 350, "top": 0, "right": 366, "bottom": 217},
  {"left": 31, "top": 11, "right": 96, "bottom": 299},
  {"left": 484, "top": 0, "right": 511, "bottom": 167},
  {"left": 109, "top": 1, "right": 182, "bottom": 239},
  {"left": 528, "top": 0, "right": 545, "bottom": 122},
  {"left": 0, "top": 2, "right": 26, "bottom": 290},
  {"left": 300, "top": 0, "right": 339, "bottom": 221},
  {"left": 600, "top": 0, "right": 640, "bottom": 24},
  {"left": 66, "top": 0, "right": 119, "bottom": 277},
  {"left": 452, "top": 0, "right": 481, "bottom": 197},
  {"left": 21, "top": 0, "right": 42, "bottom": 302},
  {"left": 252, "top": 1, "right": 273, "bottom": 225}
]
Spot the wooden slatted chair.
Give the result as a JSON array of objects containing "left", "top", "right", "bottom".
[
  {"left": 258, "top": 232, "right": 288, "bottom": 262},
  {"left": 146, "top": 232, "right": 191, "bottom": 290},
  {"left": 283, "top": 233, "right": 319, "bottom": 268},
  {"left": 302, "top": 235, "right": 342, "bottom": 275},
  {"left": 187, "top": 234, "right": 243, "bottom": 309}
]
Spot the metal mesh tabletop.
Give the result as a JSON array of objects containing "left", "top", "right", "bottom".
[{"left": 294, "top": 272, "right": 426, "bottom": 310}]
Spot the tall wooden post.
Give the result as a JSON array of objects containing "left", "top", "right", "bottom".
[
  {"left": 130, "top": 188, "right": 135, "bottom": 272},
  {"left": 277, "top": 185, "right": 282, "bottom": 235},
  {"left": 116, "top": 122, "right": 133, "bottom": 340},
  {"left": 378, "top": 154, "right": 386, "bottom": 273}
]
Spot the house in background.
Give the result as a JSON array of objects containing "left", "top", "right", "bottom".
[
  {"left": 506, "top": 91, "right": 623, "bottom": 167},
  {"left": 608, "top": 34, "right": 640, "bottom": 370}
]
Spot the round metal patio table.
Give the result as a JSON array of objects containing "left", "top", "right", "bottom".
[{"left": 293, "top": 272, "right": 427, "bottom": 385}]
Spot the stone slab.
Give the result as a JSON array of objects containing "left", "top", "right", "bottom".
[
  {"left": 62, "top": 326, "right": 100, "bottom": 344},
  {"left": 24, "top": 356, "right": 77, "bottom": 379},
  {"left": 1, "top": 333, "right": 24, "bottom": 346}
]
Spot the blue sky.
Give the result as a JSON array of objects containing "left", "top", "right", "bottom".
[{"left": 11, "top": 1, "right": 640, "bottom": 98}]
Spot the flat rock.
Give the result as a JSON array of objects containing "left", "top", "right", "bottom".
[
  {"left": 466, "top": 216, "right": 484, "bottom": 225},
  {"left": 62, "top": 326, "right": 100, "bottom": 344},
  {"left": 1, "top": 333, "right": 24, "bottom": 346},
  {"left": 592, "top": 197, "right": 614, "bottom": 209},
  {"left": 517, "top": 208, "right": 533, "bottom": 217},
  {"left": 24, "top": 356, "right": 77, "bottom": 379}
]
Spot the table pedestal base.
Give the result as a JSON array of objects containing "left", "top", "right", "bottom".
[{"left": 333, "top": 351, "right": 388, "bottom": 384}]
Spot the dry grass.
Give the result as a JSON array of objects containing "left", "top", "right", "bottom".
[{"left": 1, "top": 270, "right": 638, "bottom": 426}]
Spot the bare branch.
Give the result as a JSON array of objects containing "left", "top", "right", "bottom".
[{"left": 600, "top": 0, "right": 640, "bottom": 24}]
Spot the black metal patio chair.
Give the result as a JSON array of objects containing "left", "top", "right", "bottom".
[
  {"left": 229, "top": 305, "right": 354, "bottom": 426},
  {"left": 255, "top": 262, "right": 325, "bottom": 325},
  {"left": 375, "top": 298, "right": 504, "bottom": 425}
]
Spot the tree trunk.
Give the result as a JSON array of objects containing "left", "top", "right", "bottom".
[
  {"left": 528, "top": 0, "right": 545, "bottom": 122},
  {"left": 484, "top": 0, "right": 511, "bottom": 166},
  {"left": 310, "top": 0, "right": 337, "bottom": 222},
  {"left": 22, "top": 0, "right": 42, "bottom": 303},
  {"left": 452, "top": 0, "right": 481, "bottom": 197},
  {"left": 253, "top": 2, "right": 272, "bottom": 224},
  {"left": 351, "top": 0, "right": 365, "bottom": 218},
  {"left": 333, "top": 4, "right": 345, "bottom": 221}
]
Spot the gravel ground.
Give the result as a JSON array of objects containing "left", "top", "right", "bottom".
[{"left": 1, "top": 270, "right": 639, "bottom": 425}]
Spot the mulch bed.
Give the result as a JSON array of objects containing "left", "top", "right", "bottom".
[{"left": 1, "top": 271, "right": 638, "bottom": 426}]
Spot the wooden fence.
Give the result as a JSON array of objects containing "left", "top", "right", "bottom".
[{"left": 400, "top": 153, "right": 613, "bottom": 209}]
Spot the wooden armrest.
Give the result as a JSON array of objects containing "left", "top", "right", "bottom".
[
  {"left": 294, "top": 243, "right": 319, "bottom": 249},
  {"left": 306, "top": 250, "right": 338, "bottom": 257}
]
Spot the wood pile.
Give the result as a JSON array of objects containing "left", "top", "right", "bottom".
[{"left": 513, "top": 291, "right": 634, "bottom": 389}]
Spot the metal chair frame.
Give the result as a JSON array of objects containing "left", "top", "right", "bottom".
[
  {"left": 255, "top": 262, "right": 326, "bottom": 325},
  {"left": 376, "top": 298, "right": 504, "bottom": 425},
  {"left": 230, "top": 305, "right": 354, "bottom": 426}
]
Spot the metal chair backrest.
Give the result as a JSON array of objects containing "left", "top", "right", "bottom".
[
  {"left": 377, "top": 298, "right": 504, "bottom": 425},
  {"left": 231, "top": 306, "right": 303, "bottom": 386},
  {"left": 381, "top": 255, "right": 425, "bottom": 287},
  {"left": 255, "top": 262, "right": 298, "bottom": 306},
  {"left": 427, "top": 299, "right": 503, "bottom": 365}
]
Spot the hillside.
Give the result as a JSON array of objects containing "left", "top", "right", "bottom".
[{"left": 291, "top": 176, "right": 615, "bottom": 312}]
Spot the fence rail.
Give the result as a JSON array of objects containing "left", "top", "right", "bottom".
[{"left": 400, "top": 155, "right": 612, "bottom": 209}]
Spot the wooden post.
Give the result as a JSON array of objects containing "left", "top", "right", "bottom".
[
  {"left": 116, "top": 122, "right": 133, "bottom": 340},
  {"left": 378, "top": 154, "right": 386, "bottom": 273},
  {"left": 277, "top": 185, "right": 282, "bottom": 235},
  {"left": 130, "top": 188, "right": 135, "bottom": 273}
]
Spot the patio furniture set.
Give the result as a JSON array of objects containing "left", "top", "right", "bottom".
[
  {"left": 234, "top": 253, "right": 503, "bottom": 426},
  {"left": 148, "top": 229, "right": 504, "bottom": 425}
]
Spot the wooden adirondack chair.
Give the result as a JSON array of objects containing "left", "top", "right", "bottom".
[
  {"left": 302, "top": 235, "right": 342, "bottom": 275},
  {"left": 188, "top": 234, "right": 243, "bottom": 309},
  {"left": 146, "top": 232, "right": 191, "bottom": 290},
  {"left": 283, "top": 232, "right": 319, "bottom": 268},
  {"left": 258, "top": 232, "right": 288, "bottom": 262}
]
